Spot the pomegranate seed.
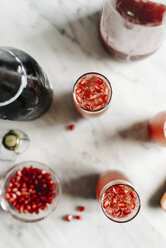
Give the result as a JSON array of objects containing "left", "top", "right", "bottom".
[
  {"left": 103, "top": 200, "right": 110, "bottom": 208},
  {"left": 96, "top": 77, "right": 103, "bottom": 85},
  {"left": 76, "top": 95, "right": 82, "bottom": 104},
  {"left": 6, "top": 188, "right": 12, "bottom": 193},
  {"left": 112, "top": 197, "right": 118, "bottom": 204},
  {"left": 77, "top": 206, "right": 85, "bottom": 212},
  {"left": 19, "top": 205, "right": 24, "bottom": 213},
  {"left": 5, "top": 193, "right": 10, "bottom": 200},
  {"left": 118, "top": 202, "right": 126, "bottom": 208},
  {"left": 95, "top": 85, "right": 102, "bottom": 93},
  {"left": 130, "top": 191, "right": 137, "bottom": 199},
  {"left": 84, "top": 89, "right": 91, "bottom": 98},
  {"left": 79, "top": 79, "right": 86, "bottom": 86},
  {"left": 12, "top": 200, "right": 17, "bottom": 207},
  {"left": 130, "top": 202, "right": 135, "bottom": 209},
  {"left": 112, "top": 187, "right": 118, "bottom": 194},
  {"left": 93, "top": 104, "right": 102, "bottom": 111},
  {"left": 35, "top": 209, "right": 39, "bottom": 214},
  {"left": 84, "top": 104, "right": 90, "bottom": 110},
  {"left": 116, "top": 210, "right": 122, "bottom": 217},
  {"left": 106, "top": 208, "right": 115, "bottom": 216},
  {"left": 103, "top": 85, "right": 109, "bottom": 94},
  {"left": 16, "top": 171, "right": 22, "bottom": 176},
  {"left": 75, "top": 215, "right": 82, "bottom": 220},
  {"left": 89, "top": 94, "right": 97, "bottom": 101},
  {"left": 103, "top": 95, "right": 108, "bottom": 103},
  {"left": 68, "top": 124, "right": 75, "bottom": 131},
  {"left": 124, "top": 209, "right": 131, "bottom": 215},
  {"left": 64, "top": 214, "right": 73, "bottom": 222},
  {"left": 76, "top": 88, "right": 82, "bottom": 94}
]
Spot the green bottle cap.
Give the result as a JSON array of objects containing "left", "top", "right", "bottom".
[{"left": 2, "top": 130, "right": 21, "bottom": 151}]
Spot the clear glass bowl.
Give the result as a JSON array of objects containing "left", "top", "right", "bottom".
[{"left": 0, "top": 161, "right": 61, "bottom": 222}]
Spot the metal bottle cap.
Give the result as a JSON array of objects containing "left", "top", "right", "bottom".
[{"left": 2, "top": 130, "right": 21, "bottom": 151}]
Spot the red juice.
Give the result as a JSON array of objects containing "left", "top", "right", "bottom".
[
  {"left": 96, "top": 171, "right": 140, "bottom": 223},
  {"left": 99, "top": 0, "right": 166, "bottom": 60},
  {"left": 73, "top": 72, "right": 112, "bottom": 117},
  {"left": 148, "top": 111, "right": 166, "bottom": 146}
]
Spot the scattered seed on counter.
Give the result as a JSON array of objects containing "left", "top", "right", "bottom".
[
  {"left": 75, "top": 215, "right": 83, "bottom": 220},
  {"left": 67, "top": 124, "right": 75, "bottom": 131},
  {"left": 64, "top": 214, "right": 73, "bottom": 222},
  {"left": 77, "top": 206, "right": 85, "bottom": 212}
]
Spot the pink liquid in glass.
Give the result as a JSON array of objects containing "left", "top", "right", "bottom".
[
  {"left": 96, "top": 171, "right": 140, "bottom": 223},
  {"left": 73, "top": 73, "right": 112, "bottom": 117},
  {"left": 148, "top": 111, "right": 166, "bottom": 146}
]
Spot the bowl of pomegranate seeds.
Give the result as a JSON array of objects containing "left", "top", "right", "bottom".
[
  {"left": 73, "top": 72, "right": 112, "bottom": 117},
  {"left": 0, "top": 161, "right": 61, "bottom": 222}
]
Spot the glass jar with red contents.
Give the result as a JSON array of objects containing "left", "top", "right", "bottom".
[
  {"left": 99, "top": 0, "right": 166, "bottom": 61},
  {"left": 96, "top": 170, "right": 141, "bottom": 223},
  {"left": 0, "top": 47, "right": 53, "bottom": 121},
  {"left": 73, "top": 72, "right": 112, "bottom": 117},
  {"left": 0, "top": 161, "right": 61, "bottom": 222},
  {"left": 148, "top": 111, "right": 166, "bottom": 146}
]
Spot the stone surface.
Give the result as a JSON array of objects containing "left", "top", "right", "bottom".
[{"left": 0, "top": 0, "right": 166, "bottom": 247}]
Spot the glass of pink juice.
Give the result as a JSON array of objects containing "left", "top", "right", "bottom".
[
  {"left": 96, "top": 170, "right": 141, "bottom": 223},
  {"left": 99, "top": 0, "right": 166, "bottom": 61},
  {"left": 73, "top": 72, "right": 112, "bottom": 117},
  {"left": 148, "top": 111, "right": 166, "bottom": 146}
]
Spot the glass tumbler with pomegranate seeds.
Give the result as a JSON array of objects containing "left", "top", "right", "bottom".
[
  {"left": 73, "top": 72, "right": 112, "bottom": 117},
  {"left": 0, "top": 161, "right": 61, "bottom": 222},
  {"left": 96, "top": 170, "right": 141, "bottom": 223},
  {"left": 148, "top": 111, "right": 166, "bottom": 146}
]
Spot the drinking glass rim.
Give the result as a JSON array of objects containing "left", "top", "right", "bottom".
[
  {"left": 0, "top": 47, "right": 27, "bottom": 107},
  {"left": 99, "top": 180, "right": 141, "bottom": 223},
  {"left": 73, "top": 72, "right": 113, "bottom": 113}
]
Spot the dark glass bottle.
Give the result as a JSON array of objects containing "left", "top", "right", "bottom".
[{"left": 0, "top": 47, "right": 53, "bottom": 121}]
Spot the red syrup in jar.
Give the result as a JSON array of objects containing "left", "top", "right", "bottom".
[
  {"left": 73, "top": 73, "right": 112, "bottom": 117},
  {"left": 5, "top": 166, "right": 56, "bottom": 214},
  {"left": 96, "top": 171, "right": 140, "bottom": 222},
  {"left": 99, "top": 0, "right": 166, "bottom": 60},
  {"left": 116, "top": 0, "right": 166, "bottom": 25},
  {"left": 148, "top": 111, "right": 166, "bottom": 146}
]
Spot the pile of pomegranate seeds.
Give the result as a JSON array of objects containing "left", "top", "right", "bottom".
[
  {"left": 5, "top": 166, "right": 56, "bottom": 214},
  {"left": 102, "top": 185, "right": 137, "bottom": 218},
  {"left": 75, "top": 76, "right": 111, "bottom": 111}
]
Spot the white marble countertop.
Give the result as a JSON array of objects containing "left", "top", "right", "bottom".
[{"left": 0, "top": 0, "right": 166, "bottom": 247}]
